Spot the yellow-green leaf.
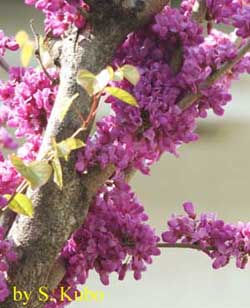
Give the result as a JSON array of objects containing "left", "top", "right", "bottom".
[
  {"left": 77, "top": 67, "right": 114, "bottom": 96},
  {"left": 21, "top": 41, "right": 34, "bottom": 67},
  {"left": 104, "top": 86, "right": 138, "bottom": 107},
  {"left": 113, "top": 69, "right": 124, "bottom": 82},
  {"left": 10, "top": 155, "right": 52, "bottom": 190},
  {"left": 121, "top": 65, "right": 140, "bottom": 86},
  {"left": 5, "top": 193, "right": 33, "bottom": 217},
  {"left": 95, "top": 66, "right": 114, "bottom": 93},
  {"left": 56, "top": 138, "right": 85, "bottom": 160},
  {"left": 59, "top": 93, "right": 79, "bottom": 121},
  {"left": 52, "top": 157, "right": 63, "bottom": 190},
  {"left": 15, "top": 31, "right": 29, "bottom": 48},
  {"left": 77, "top": 69, "right": 96, "bottom": 96}
]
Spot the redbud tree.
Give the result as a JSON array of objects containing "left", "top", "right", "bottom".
[{"left": 0, "top": 0, "right": 250, "bottom": 307}]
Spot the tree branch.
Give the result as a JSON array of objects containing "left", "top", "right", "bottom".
[
  {"left": 4, "top": 2, "right": 244, "bottom": 306},
  {"left": 157, "top": 242, "right": 212, "bottom": 252},
  {"left": 0, "top": 56, "right": 9, "bottom": 73},
  {"left": 1, "top": 2, "right": 170, "bottom": 307},
  {"left": 178, "top": 41, "right": 250, "bottom": 109}
]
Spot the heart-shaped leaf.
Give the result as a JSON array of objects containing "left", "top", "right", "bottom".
[
  {"left": 56, "top": 138, "right": 85, "bottom": 160},
  {"left": 15, "top": 31, "right": 29, "bottom": 48},
  {"left": 77, "top": 66, "right": 114, "bottom": 96},
  {"left": 120, "top": 65, "right": 140, "bottom": 86},
  {"left": 10, "top": 155, "right": 52, "bottom": 190},
  {"left": 51, "top": 157, "right": 63, "bottom": 190},
  {"left": 5, "top": 193, "right": 33, "bottom": 217},
  {"left": 77, "top": 69, "right": 96, "bottom": 96},
  {"left": 21, "top": 41, "right": 34, "bottom": 67}
]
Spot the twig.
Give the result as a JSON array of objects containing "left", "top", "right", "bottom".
[
  {"left": 0, "top": 56, "right": 9, "bottom": 73},
  {"left": 157, "top": 242, "right": 212, "bottom": 252},
  {"left": 192, "top": 0, "right": 207, "bottom": 23},
  {"left": 71, "top": 93, "right": 101, "bottom": 138},
  {"left": 30, "top": 20, "right": 59, "bottom": 84}
]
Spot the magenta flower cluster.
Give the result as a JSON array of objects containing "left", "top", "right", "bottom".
[
  {"left": 0, "top": 30, "right": 18, "bottom": 56},
  {"left": 206, "top": 0, "right": 250, "bottom": 38},
  {"left": 0, "top": 156, "right": 20, "bottom": 208},
  {"left": 0, "top": 0, "right": 250, "bottom": 307},
  {"left": 0, "top": 67, "right": 58, "bottom": 159},
  {"left": 0, "top": 128, "right": 18, "bottom": 151},
  {"left": 0, "top": 227, "right": 17, "bottom": 302},
  {"left": 163, "top": 203, "right": 250, "bottom": 270},
  {"left": 25, "top": 0, "right": 88, "bottom": 36},
  {"left": 45, "top": 176, "right": 160, "bottom": 307},
  {"left": 76, "top": 6, "right": 250, "bottom": 176},
  {"left": 0, "top": 66, "right": 58, "bottom": 206}
]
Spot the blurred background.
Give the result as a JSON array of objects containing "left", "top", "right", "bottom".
[{"left": 1, "top": 1, "right": 250, "bottom": 308}]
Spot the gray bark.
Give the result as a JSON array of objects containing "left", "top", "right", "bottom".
[{"left": 0, "top": 1, "right": 168, "bottom": 307}]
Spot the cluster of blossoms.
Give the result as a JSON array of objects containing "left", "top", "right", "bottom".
[
  {"left": 0, "top": 33, "right": 59, "bottom": 300},
  {"left": 1, "top": 0, "right": 250, "bottom": 307},
  {"left": 205, "top": 0, "right": 250, "bottom": 38},
  {"left": 0, "top": 65, "right": 58, "bottom": 206},
  {"left": 163, "top": 203, "right": 250, "bottom": 270},
  {"left": 0, "top": 128, "right": 17, "bottom": 150},
  {"left": 0, "top": 31, "right": 18, "bottom": 56},
  {"left": 76, "top": 6, "right": 250, "bottom": 175},
  {"left": 45, "top": 176, "right": 160, "bottom": 307},
  {"left": 51, "top": 5, "right": 250, "bottom": 306},
  {"left": 0, "top": 156, "right": 20, "bottom": 208},
  {"left": 39, "top": 175, "right": 153, "bottom": 308},
  {"left": 0, "top": 227, "right": 17, "bottom": 301},
  {"left": 25, "top": 0, "right": 88, "bottom": 36},
  {"left": 0, "top": 66, "right": 58, "bottom": 160}
]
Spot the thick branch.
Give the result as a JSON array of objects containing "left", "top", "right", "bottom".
[{"left": 1, "top": 2, "right": 169, "bottom": 308}]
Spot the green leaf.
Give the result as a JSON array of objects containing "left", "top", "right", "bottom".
[
  {"left": 104, "top": 86, "right": 139, "bottom": 107},
  {"left": 15, "top": 31, "right": 29, "bottom": 48},
  {"left": 5, "top": 193, "right": 33, "bottom": 217},
  {"left": 77, "top": 67, "right": 114, "bottom": 96},
  {"left": 15, "top": 31, "right": 35, "bottom": 67},
  {"left": 56, "top": 138, "right": 85, "bottom": 160},
  {"left": 59, "top": 93, "right": 79, "bottom": 121},
  {"left": 120, "top": 65, "right": 140, "bottom": 86},
  {"left": 21, "top": 41, "right": 34, "bottom": 67},
  {"left": 77, "top": 69, "right": 96, "bottom": 96},
  {"left": 113, "top": 69, "right": 124, "bottom": 82},
  {"left": 10, "top": 155, "right": 53, "bottom": 190},
  {"left": 52, "top": 157, "right": 63, "bottom": 190},
  {"left": 95, "top": 66, "right": 114, "bottom": 94}
]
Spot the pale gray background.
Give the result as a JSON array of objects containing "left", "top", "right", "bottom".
[{"left": 1, "top": 1, "right": 250, "bottom": 307}]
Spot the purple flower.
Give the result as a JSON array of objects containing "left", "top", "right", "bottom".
[
  {"left": 0, "top": 128, "right": 18, "bottom": 150},
  {"left": 162, "top": 203, "right": 250, "bottom": 270},
  {"left": 25, "top": 0, "right": 88, "bottom": 37},
  {"left": 0, "top": 31, "right": 18, "bottom": 56}
]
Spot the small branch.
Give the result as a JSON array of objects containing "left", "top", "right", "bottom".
[
  {"left": 157, "top": 242, "right": 212, "bottom": 252},
  {"left": 0, "top": 209, "right": 16, "bottom": 238},
  {"left": 178, "top": 41, "right": 250, "bottom": 110},
  {"left": 192, "top": 0, "right": 207, "bottom": 23},
  {"left": 30, "top": 20, "right": 59, "bottom": 84},
  {"left": 0, "top": 56, "right": 9, "bottom": 73}
]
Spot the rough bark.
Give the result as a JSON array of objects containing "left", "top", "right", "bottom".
[{"left": 0, "top": 1, "right": 169, "bottom": 307}]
